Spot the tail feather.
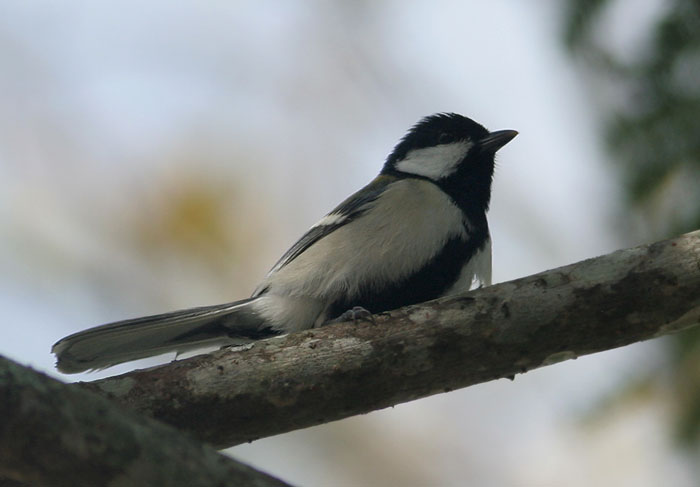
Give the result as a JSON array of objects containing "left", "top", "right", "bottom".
[{"left": 52, "top": 298, "right": 276, "bottom": 373}]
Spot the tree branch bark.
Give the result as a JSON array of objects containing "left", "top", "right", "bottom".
[
  {"left": 80, "top": 230, "right": 700, "bottom": 449},
  {"left": 0, "top": 356, "right": 291, "bottom": 487}
]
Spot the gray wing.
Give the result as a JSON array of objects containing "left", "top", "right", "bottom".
[{"left": 256, "top": 174, "right": 397, "bottom": 290}]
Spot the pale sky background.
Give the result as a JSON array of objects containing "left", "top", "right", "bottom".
[{"left": 0, "top": 1, "right": 692, "bottom": 486}]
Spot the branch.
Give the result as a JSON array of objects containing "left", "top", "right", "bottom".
[
  {"left": 81, "top": 230, "right": 700, "bottom": 449},
  {"left": 0, "top": 356, "right": 291, "bottom": 487}
]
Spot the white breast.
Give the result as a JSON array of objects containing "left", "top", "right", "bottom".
[
  {"left": 255, "top": 179, "right": 469, "bottom": 329},
  {"left": 444, "top": 237, "right": 492, "bottom": 295}
]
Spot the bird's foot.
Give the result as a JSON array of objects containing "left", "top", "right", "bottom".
[{"left": 327, "top": 306, "right": 376, "bottom": 325}]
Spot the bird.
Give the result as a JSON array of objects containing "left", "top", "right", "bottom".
[{"left": 52, "top": 113, "right": 517, "bottom": 373}]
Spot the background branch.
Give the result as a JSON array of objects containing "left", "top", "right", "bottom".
[
  {"left": 81, "top": 230, "right": 700, "bottom": 449},
  {"left": 0, "top": 356, "right": 291, "bottom": 487}
]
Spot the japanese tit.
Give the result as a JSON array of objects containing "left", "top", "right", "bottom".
[{"left": 52, "top": 113, "right": 517, "bottom": 373}]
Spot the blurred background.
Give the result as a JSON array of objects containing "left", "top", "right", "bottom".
[{"left": 1, "top": 1, "right": 699, "bottom": 485}]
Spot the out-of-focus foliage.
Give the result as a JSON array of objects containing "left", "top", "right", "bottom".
[{"left": 563, "top": 0, "right": 700, "bottom": 448}]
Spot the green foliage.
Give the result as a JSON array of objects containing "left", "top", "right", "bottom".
[{"left": 563, "top": 0, "right": 700, "bottom": 447}]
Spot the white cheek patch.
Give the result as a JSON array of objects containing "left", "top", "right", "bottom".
[{"left": 395, "top": 141, "right": 472, "bottom": 180}]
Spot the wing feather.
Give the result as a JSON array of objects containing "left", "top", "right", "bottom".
[{"left": 259, "top": 175, "right": 397, "bottom": 283}]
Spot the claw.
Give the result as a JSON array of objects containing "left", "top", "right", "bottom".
[{"left": 328, "top": 306, "right": 376, "bottom": 325}]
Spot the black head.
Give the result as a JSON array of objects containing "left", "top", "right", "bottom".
[{"left": 382, "top": 113, "right": 517, "bottom": 213}]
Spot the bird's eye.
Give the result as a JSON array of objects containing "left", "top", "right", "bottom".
[{"left": 438, "top": 133, "right": 456, "bottom": 144}]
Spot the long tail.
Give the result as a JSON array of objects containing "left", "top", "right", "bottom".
[{"left": 52, "top": 298, "right": 277, "bottom": 373}]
